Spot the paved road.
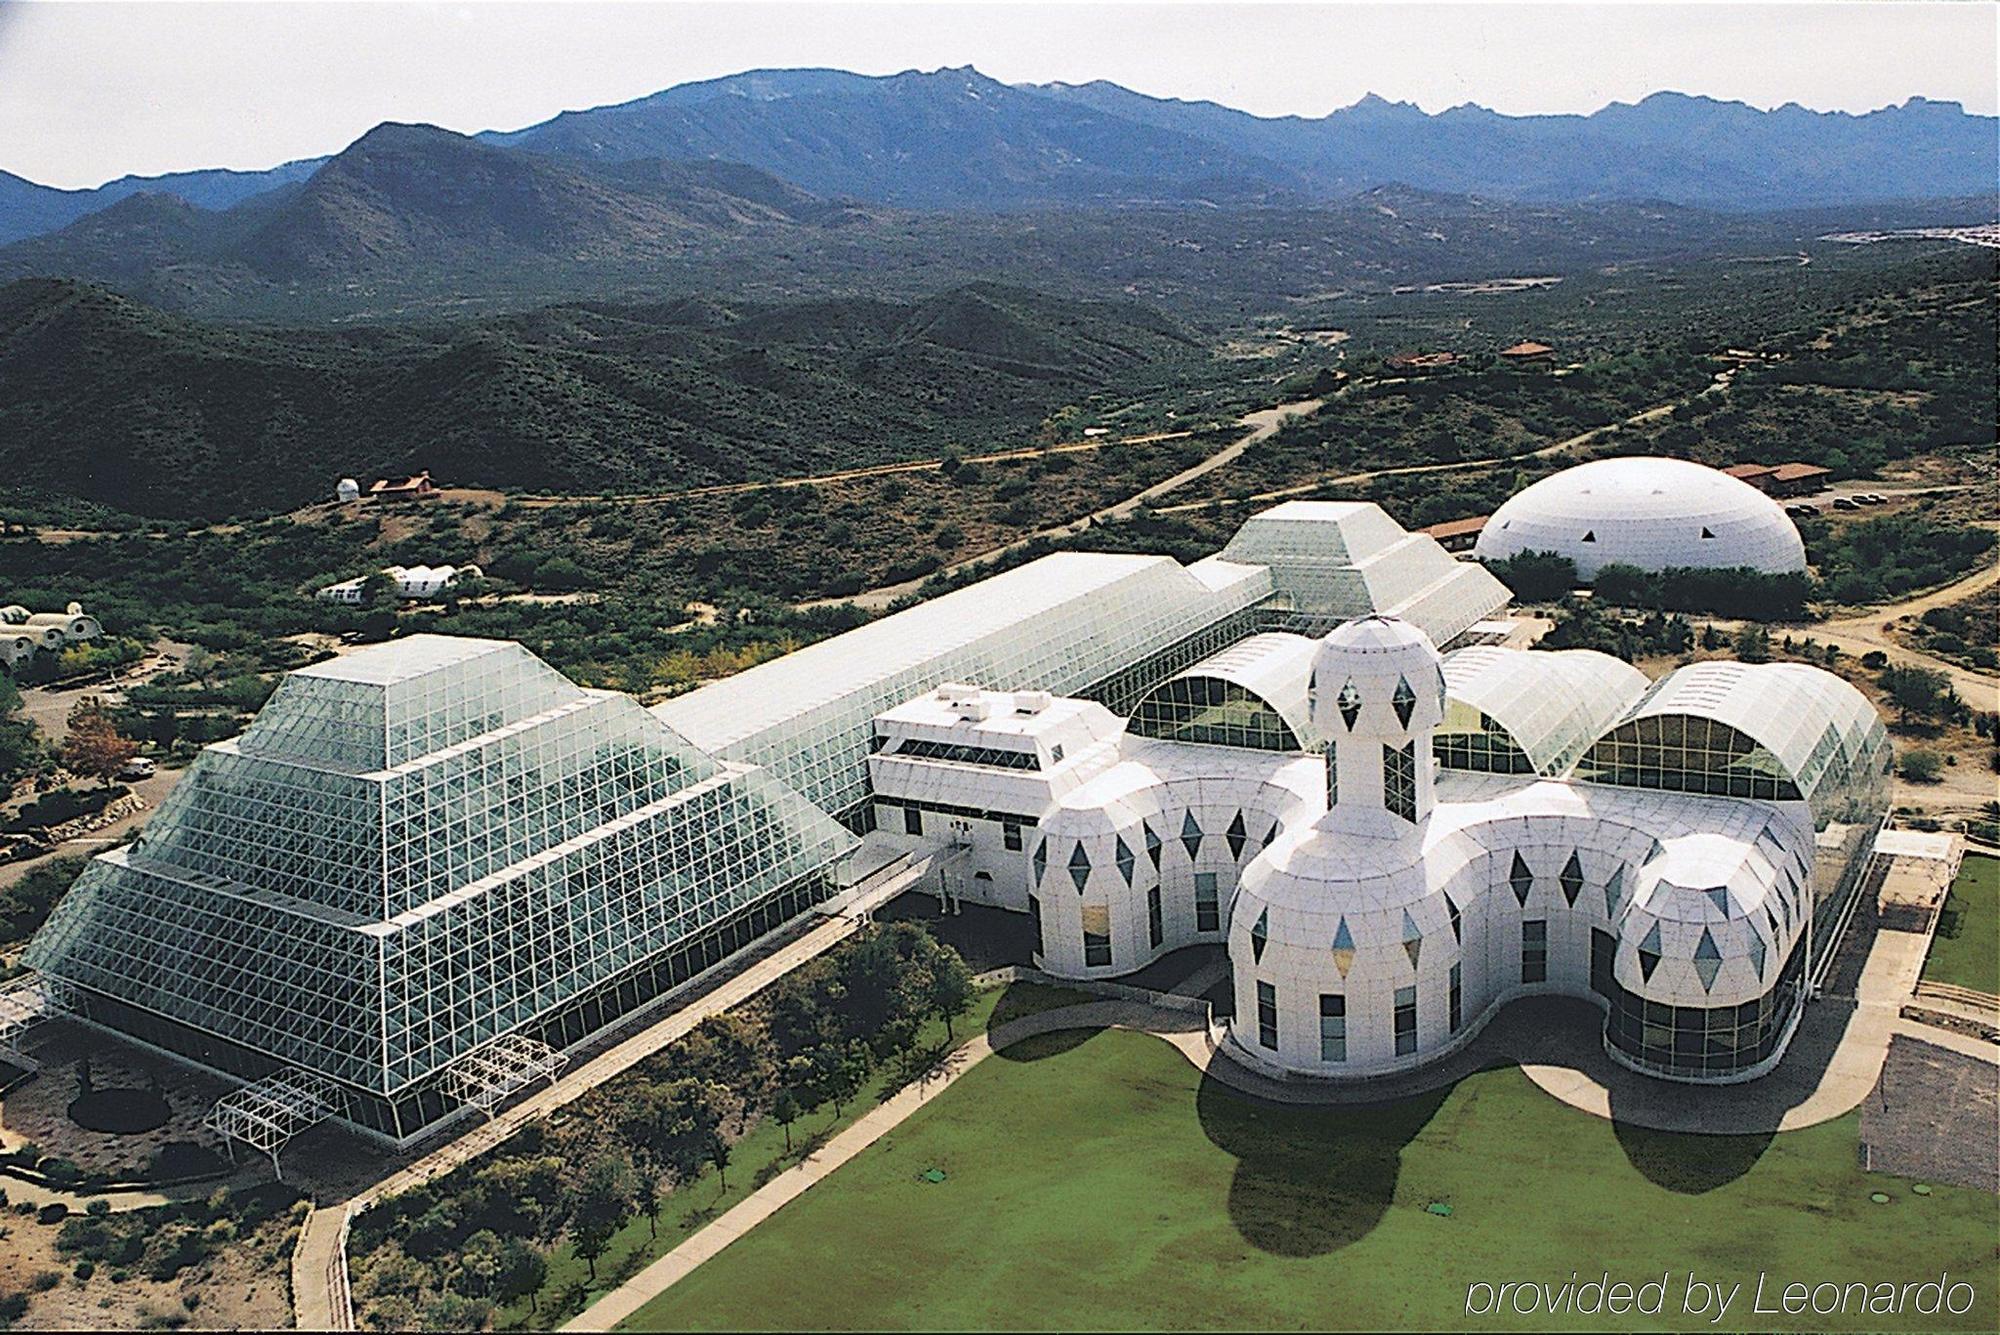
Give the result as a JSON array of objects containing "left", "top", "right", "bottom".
[{"left": 798, "top": 398, "right": 1325, "bottom": 612}]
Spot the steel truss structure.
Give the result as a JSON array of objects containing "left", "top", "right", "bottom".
[
  {"left": 0, "top": 973, "right": 72, "bottom": 1061},
  {"left": 204, "top": 1067, "right": 346, "bottom": 1179},
  {"left": 437, "top": 1033, "right": 567, "bottom": 1116}
]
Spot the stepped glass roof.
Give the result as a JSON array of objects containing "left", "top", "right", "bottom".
[{"left": 26, "top": 637, "right": 855, "bottom": 1097}]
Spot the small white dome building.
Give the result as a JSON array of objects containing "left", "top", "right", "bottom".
[
  {"left": 336, "top": 478, "right": 362, "bottom": 504},
  {"left": 1474, "top": 457, "right": 1806, "bottom": 580}
]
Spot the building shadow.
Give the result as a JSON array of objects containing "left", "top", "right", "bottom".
[{"left": 1193, "top": 1070, "right": 1456, "bottom": 1258}]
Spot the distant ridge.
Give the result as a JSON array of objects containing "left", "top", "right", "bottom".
[{"left": 4, "top": 68, "right": 1993, "bottom": 244}]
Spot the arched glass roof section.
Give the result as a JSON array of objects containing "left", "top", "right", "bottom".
[
  {"left": 1128, "top": 633, "right": 1316, "bottom": 752},
  {"left": 1438, "top": 646, "right": 1649, "bottom": 776},
  {"left": 1574, "top": 661, "right": 1891, "bottom": 826}
]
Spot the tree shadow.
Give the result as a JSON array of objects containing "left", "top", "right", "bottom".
[
  {"left": 990, "top": 1025, "right": 1098, "bottom": 1063},
  {"left": 1194, "top": 1073, "right": 1454, "bottom": 1258}
]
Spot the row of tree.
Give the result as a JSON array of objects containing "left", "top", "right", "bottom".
[{"left": 350, "top": 922, "right": 977, "bottom": 1330}]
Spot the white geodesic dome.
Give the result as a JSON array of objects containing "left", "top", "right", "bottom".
[{"left": 1474, "top": 457, "right": 1806, "bottom": 579}]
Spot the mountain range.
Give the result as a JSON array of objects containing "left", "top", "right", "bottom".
[
  {"left": 4, "top": 66, "right": 1993, "bottom": 249},
  {"left": 0, "top": 276, "right": 1203, "bottom": 518}
]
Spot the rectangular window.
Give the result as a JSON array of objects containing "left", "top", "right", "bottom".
[
  {"left": 1027, "top": 894, "right": 1043, "bottom": 957},
  {"left": 1589, "top": 928, "right": 1616, "bottom": 998},
  {"left": 1194, "top": 872, "right": 1220, "bottom": 932},
  {"left": 1318, "top": 993, "right": 1346, "bottom": 1062},
  {"left": 1082, "top": 904, "right": 1112, "bottom": 968},
  {"left": 1448, "top": 963, "right": 1463, "bottom": 1034},
  {"left": 1147, "top": 885, "right": 1164, "bottom": 949},
  {"left": 1522, "top": 919, "right": 1548, "bottom": 985},
  {"left": 903, "top": 806, "right": 923, "bottom": 837},
  {"left": 1257, "top": 980, "right": 1278, "bottom": 1050},
  {"left": 1394, "top": 985, "right": 1417, "bottom": 1057},
  {"left": 1003, "top": 820, "right": 1023, "bottom": 852},
  {"left": 1383, "top": 740, "right": 1417, "bottom": 823}
]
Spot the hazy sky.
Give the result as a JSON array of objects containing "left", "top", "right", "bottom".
[{"left": 3, "top": 1, "right": 1994, "bottom": 189}]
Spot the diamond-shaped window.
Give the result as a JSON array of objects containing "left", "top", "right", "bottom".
[
  {"left": 1251, "top": 907, "right": 1270, "bottom": 963},
  {"left": 1226, "top": 811, "right": 1249, "bottom": 860},
  {"left": 1401, "top": 909, "right": 1422, "bottom": 969},
  {"left": 1559, "top": 852, "right": 1584, "bottom": 906},
  {"left": 1032, "top": 838, "right": 1047, "bottom": 883},
  {"left": 1693, "top": 927, "right": 1722, "bottom": 991},
  {"left": 1509, "top": 852, "right": 1534, "bottom": 906},
  {"left": 1747, "top": 928, "right": 1767, "bottom": 980},
  {"left": 1336, "top": 679, "right": 1363, "bottom": 731},
  {"left": 1638, "top": 921, "right": 1662, "bottom": 981},
  {"left": 1067, "top": 843, "right": 1091, "bottom": 893},
  {"left": 1706, "top": 887, "right": 1731, "bottom": 918},
  {"left": 1114, "top": 836, "right": 1136, "bottom": 886},
  {"left": 1444, "top": 892, "right": 1462, "bottom": 943},
  {"left": 1331, "top": 917, "right": 1355, "bottom": 978},
  {"left": 1180, "top": 810, "right": 1203, "bottom": 859},
  {"left": 1391, "top": 675, "right": 1417, "bottom": 729},
  {"left": 1143, "top": 822, "right": 1162, "bottom": 870},
  {"left": 1605, "top": 865, "right": 1625, "bottom": 918}
]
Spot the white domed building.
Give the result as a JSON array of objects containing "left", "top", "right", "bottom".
[
  {"left": 1474, "top": 457, "right": 1806, "bottom": 580},
  {"left": 862, "top": 613, "right": 1890, "bottom": 1086}
]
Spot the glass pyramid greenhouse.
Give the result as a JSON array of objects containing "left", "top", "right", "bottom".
[{"left": 24, "top": 636, "right": 856, "bottom": 1141}]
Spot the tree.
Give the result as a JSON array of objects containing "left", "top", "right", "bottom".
[
  {"left": 0, "top": 675, "right": 44, "bottom": 787},
  {"left": 60, "top": 700, "right": 136, "bottom": 787},
  {"left": 1881, "top": 665, "right": 1953, "bottom": 726},
  {"left": 455, "top": 1229, "right": 504, "bottom": 1297},
  {"left": 707, "top": 1133, "right": 731, "bottom": 1192},
  {"left": 771, "top": 1088, "right": 800, "bottom": 1153},
  {"left": 816, "top": 1043, "right": 868, "bottom": 1119},
  {"left": 493, "top": 1237, "right": 546, "bottom": 1313},
  {"left": 1731, "top": 625, "right": 1770, "bottom": 664},
  {"left": 1898, "top": 749, "right": 1944, "bottom": 783},
  {"left": 568, "top": 1154, "right": 634, "bottom": 1281},
  {"left": 919, "top": 942, "right": 975, "bottom": 1042},
  {"left": 634, "top": 1174, "right": 662, "bottom": 1240}
]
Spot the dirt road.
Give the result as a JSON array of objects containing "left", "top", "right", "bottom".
[{"left": 797, "top": 398, "right": 1324, "bottom": 611}]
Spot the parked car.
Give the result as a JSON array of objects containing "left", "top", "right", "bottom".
[
  {"left": 117, "top": 757, "right": 156, "bottom": 781},
  {"left": 1833, "top": 497, "right": 1860, "bottom": 511}
]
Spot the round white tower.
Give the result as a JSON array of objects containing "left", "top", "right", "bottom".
[
  {"left": 336, "top": 478, "right": 361, "bottom": 504},
  {"left": 1305, "top": 615, "right": 1445, "bottom": 839}
]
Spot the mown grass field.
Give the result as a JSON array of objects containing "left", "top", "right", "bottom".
[
  {"left": 1923, "top": 853, "right": 1998, "bottom": 996},
  {"left": 626, "top": 1028, "right": 1999, "bottom": 1333}
]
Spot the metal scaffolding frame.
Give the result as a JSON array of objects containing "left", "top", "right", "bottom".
[
  {"left": 437, "top": 1033, "right": 567, "bottom": 1117},
  {"left": 0, "top": 973, "right": 73, "bottom": 1062},
  {"left": 204, "top": 1067, "right": 346, "bottom": 1179}
]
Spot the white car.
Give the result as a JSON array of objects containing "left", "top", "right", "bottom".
[{"left": 118, "top": 757, "right": 157, "bottom": 781}]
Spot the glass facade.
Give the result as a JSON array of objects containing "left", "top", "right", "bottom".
[
  {"left": 1591, "top": 928, "right": 1804, "bottom": 1078},
  {"left": 1439, "top": 646, "right": 1648, "bottom": 778},
  {"left": 1128, "top": 677, "right": 1302, "bottom": 751},
  {"left": 25, "top": 638, "right": 856, "bottom": 1140}
]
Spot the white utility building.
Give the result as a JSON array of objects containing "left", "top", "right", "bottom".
[{"left": 1473, "top": 457, "right": 1808, "bottom": 579}]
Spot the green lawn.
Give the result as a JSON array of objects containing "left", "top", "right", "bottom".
[
  {"left": 625, "top": 1028, "right": 1999, "bottom": 1333},
  {"left": 499, "top": 980, "right": 1091, "bottom": 1328},
  {"left": 1924, "top": 853, "right": 1998, "bottom": 995}
]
